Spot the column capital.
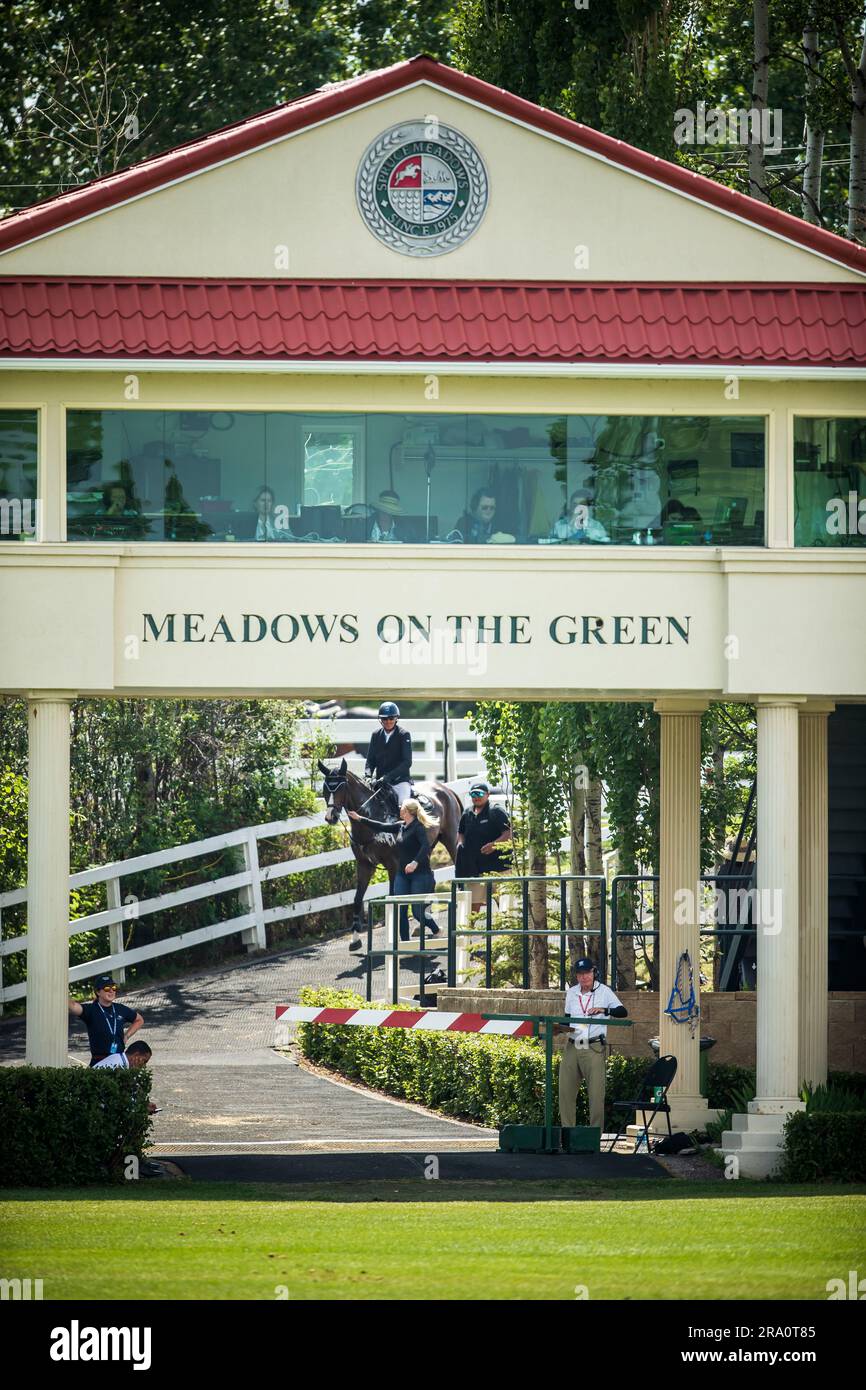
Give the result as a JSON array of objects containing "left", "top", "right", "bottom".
[
  {"left": 756, "top": 695, "right": 807, "bottom": 709},
  {"left": 26, "top": 691, "right": 77, "bottom": 703},
  {"left": 653, "top": 698, "right": 709, "bottom": 715},
  {"left": 799, "top": 700, "right": 836, "bottom": 716}
]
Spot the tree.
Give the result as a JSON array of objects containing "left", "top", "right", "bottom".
[
  {"left": 0, "top": 0, "right": 456, "bottom": 215},
  {"left": 749, "top": 0, "right": 771, "bottom": 201},
  {"left": 802, "top": 3, "right": 826, "bottom": 221},
  {"left": 0, "top": 694, "right": 315, "bottom": 981},
  {"left": 453, "top": 0, "right": 688, "bottom": 160},
  {"left": 835, "top": 0, "right": 866, "bottom": 238}
]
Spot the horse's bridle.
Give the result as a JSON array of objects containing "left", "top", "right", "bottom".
[{"left": 323, "top": 771, "right": 389, "bottom": 841}]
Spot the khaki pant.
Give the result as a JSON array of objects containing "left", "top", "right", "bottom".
[{"left": 558, "top": 1036, "right": 607, "bottom": 1130}]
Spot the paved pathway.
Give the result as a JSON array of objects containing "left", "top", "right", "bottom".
[{"left": 1, "top": 925, "right": 495, "bottom": 1155}]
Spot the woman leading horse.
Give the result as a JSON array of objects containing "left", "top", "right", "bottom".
[
  {"left": 349, "top": 797, "right": 439, "bottom": 942},
  {"left": 318, "top": 758, "right": 462, "bottom": 950}
]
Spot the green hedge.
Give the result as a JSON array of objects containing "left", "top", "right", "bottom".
[
  {"left": 296, "top": 988, "right": 648, "bottom": 1129},
  {"left": 295, "top": 990, "right": 866, "bottom": 1136},
  {"left": 0, "top": 1066, "right": 152, "bottom": 1187},
  {"left": 780, "top": 1111, "right": 866, "bottom": 1183}
]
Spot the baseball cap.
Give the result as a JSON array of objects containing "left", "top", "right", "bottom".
[
  {"left": 574, "top": 958, "right": 595, "bottom": 973},
  {"left": 469, "top": 781, "right": 489, "bottom": 797},
  {"left": 94, "top": 974, "right": 117, "bottom": 990}
]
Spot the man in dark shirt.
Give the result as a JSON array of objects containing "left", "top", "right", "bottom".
[
  {"left": 456, "top": 781, "right": 512, "bottom": 905},
  {"left": 68, "top": 975, "right": 143, "bottom": 1066}
]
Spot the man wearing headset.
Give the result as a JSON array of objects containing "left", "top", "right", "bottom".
[
  {"left": 364, "top": 701, "right": 413, "bottom": 813},
  {"left": 558, "top": 957, "right": 628, "bottom": 1133}
]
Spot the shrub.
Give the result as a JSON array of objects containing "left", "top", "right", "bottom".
[
  {"left": 780, "top": 1112, "right": 866, "bottom": 1183},
  {"left": 0, "top": 1066, "right": 152, "bottom": 1187},
  {"left": 706, "top": 1062, "right": 756, "bottom": 1110},
  {"left": 802, "top": 1082, "right": 866, "bottom": 1114},
  {"left": 296, "top": 987, "right": 647, "bottom": 1129}
]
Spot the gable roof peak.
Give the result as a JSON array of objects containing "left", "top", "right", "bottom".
[{"left": 1, "top": 54, "right": 865, "bottom": 276}]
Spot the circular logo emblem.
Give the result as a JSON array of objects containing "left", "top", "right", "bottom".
[{"left": 356, "top": 121, "right": 488, "bottom": 257}]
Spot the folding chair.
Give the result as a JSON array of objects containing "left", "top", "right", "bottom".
[{"left": 605, "top": 1054, "right": 678, "bottom": 1153}]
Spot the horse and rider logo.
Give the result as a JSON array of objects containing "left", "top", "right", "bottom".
[{"left": 356, "top": 121, "right": 488, "bottom": 257}]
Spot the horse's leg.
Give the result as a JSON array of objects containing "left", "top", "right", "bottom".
[{"left": 349, "top": 858, "right": 374, "bottom": 949}]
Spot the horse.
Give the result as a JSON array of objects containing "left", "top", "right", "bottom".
[{"left": 318, "top": 758, "right": 463, "bottom": 946}]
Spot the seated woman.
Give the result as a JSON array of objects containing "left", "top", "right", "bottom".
[
  {"left": 248, "top": 485, "right": 291, "bottom": 541},
  {"left": 348, "top": 798, "right": 440, "bottom": 941},
  {"left": 452, "top": 488, "right": 515, "bottom": 544},
  {"left": 97, "top": 482, "right": 147, "bottom": 537},
  {"left": 659, "top": 498, "right": 701, "bottom": 524},
  {"left": 368, "top": 490, "right": 402, "bottom": 542},
  {"left": 550, "top": 490, "right": 609, "bottom": 543}
]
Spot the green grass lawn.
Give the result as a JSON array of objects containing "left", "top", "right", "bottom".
[{"left": 2, "top": 1182, "right": 864, "bottom": 1301}]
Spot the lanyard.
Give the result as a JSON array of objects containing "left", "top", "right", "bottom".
[
  {"left": 98, "top": 1004, "right": 119, "bottom": 1040},
  {"left": 577, "top": 988, "right": 595, "bottom": 1016}
]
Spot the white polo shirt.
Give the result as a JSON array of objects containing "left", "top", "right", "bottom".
[
  {"left": 92, "top": 1052, "right": 129, "bottom": 1069},
  {"left": 563, "top": 982, "right": 624, "bottom": 1042}
]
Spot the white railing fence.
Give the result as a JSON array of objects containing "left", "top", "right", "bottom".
[{"left": 0, "top": 780, "right": 476, "bottom": 1007}]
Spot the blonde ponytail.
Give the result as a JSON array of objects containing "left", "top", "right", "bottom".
[{"left": 401, "top": 797, "right": 439, "bottom": 830}]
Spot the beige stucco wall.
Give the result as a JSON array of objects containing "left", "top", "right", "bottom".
[
  {"left": 1, "top": 543, "right": 864, "bottom": 699},
  {"left": 1, "top": 368, "right": 864, "bottom": 700},
  {"left": 1, "top": 82, "right": 862, "bottom": 282}
]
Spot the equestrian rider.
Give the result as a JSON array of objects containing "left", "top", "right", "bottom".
[{"left": 364, "top": 701, "right": 413, "bottom": 815}]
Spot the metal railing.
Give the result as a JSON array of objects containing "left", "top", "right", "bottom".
[
  {"left": 362, "top": 883, "right": 452, "bottom": 1006},
  {"left": 445, "top": 874, "right": 608, "bottom": 992},
  {"left": 609, "top": 872, "right": 865, "bottom": 991}
]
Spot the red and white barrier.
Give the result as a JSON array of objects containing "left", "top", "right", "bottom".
[{"left": 275, "top": 1005, "right": 534, "bottom": 1036}]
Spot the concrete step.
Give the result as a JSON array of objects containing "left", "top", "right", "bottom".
[
  {"left": 720, "top": 1128, "right": 783, "bottom": 1152},
  {"left": 729, "top": 1110, "right": 788, "bottom": 1134}
]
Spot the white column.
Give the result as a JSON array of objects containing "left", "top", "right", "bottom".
[
  {"left": 39, "top": 402, "right": 66, "bottom": 542},
  {"left": 799, "top": 702, "right": 833, "bottom": 1089},
  {"left": 654, "top": 699, "right": 708, "bottom": 1131},
  {"left": 766, "top": 407, "right": 793, "bottom": 548},
  {"left": 722, "top": 699, "right": 804, "bottom": 1176},
  {"left": 25, "top": 694, "right": 73, "bottom": 1066}
]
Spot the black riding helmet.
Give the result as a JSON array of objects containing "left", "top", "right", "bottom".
[{"left": 378, "top": 701, "right": 400, "bottom": 718}]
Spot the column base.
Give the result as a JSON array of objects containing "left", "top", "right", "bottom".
[
  {"left": 719, "top": 1103, "right": 804, "bottom": 1178},
  {"left": 667, "top": 1095, "right": 713, "bottom": 1132},
  {"left": 626, "top": 1095, "right": 714, "bottom": 1140}
]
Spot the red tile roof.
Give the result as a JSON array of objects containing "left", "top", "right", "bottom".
[
  {"left": 1, "top": 56, "right": 866, "bottom": 276},
  {"left": 1, "top": 279, "right": 864, "bottom": 367}
]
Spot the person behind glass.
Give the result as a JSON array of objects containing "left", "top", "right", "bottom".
[
  {"left": 99, "top": 482, "right": 144, "bottom": 536},
  {"left": 68, "top": 974, "right": 144, "bottom": 1066},
  {"left": 250, "top": 485, "right": 290, "bottom": 541},
  {"left": 550, "top": 490, "right": 609, "bottom": 544},
  {"left": 364, "top": 700, "right": 412, "bottom": 809},
  {"left": 369, "top": 489, "right": 402, "bottom": 542},
  {"left": 557, "top": 957, "right": 628, "bottom": 1133},
  {"left": 348, "top": 798, "right": 440, "bottom": 941},
  {"left": 102, "top": 482, "right": 138, "bottom": 517},
  {"left": 657, "top": 498, "right": 701, "bottom": 528},
  {"left": 453, "top": 488, "right": 497, "bottom": 543}
]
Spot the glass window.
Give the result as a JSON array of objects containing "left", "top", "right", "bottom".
[
  {"left": 66, "top": 409, "right": 766, "bottom": 546},
  {"left": 794, "top": 417, "right": 866, "bottom": 547},
  {"left": 0, "top": 410, "right": 38, "bottom": 541}
]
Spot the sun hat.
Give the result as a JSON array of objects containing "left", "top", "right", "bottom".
[{"left": 376, "top": 490, "right": 402, "bottom": 516}]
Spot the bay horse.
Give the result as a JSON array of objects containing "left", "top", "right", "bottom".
[{"left": 318, "top": 759, "right": 463, "bottom": 945}]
